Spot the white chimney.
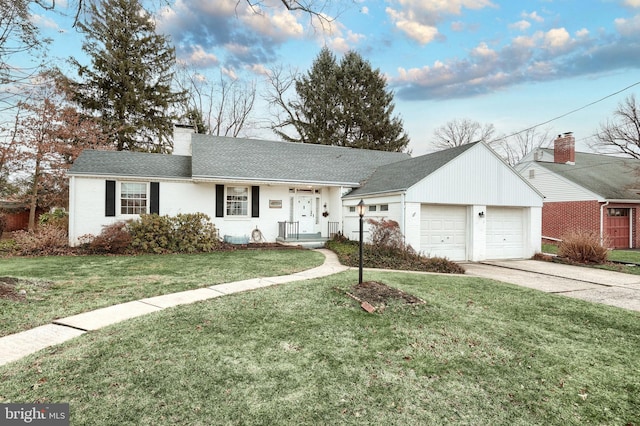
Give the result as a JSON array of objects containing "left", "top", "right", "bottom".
[{"left": 173, "top": 124, "right": 194, "bottom": 156}]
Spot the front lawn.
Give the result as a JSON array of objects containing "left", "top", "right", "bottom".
[
  {"left": 0, "top": 249, "right": 324, "bottom": 337},
  {"left": 1, "top": 269, "right": 639, "bottom": 425}
]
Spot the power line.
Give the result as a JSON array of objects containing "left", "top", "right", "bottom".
[{"left": 495, "top": 80, "right": 640, "bottom": 143}]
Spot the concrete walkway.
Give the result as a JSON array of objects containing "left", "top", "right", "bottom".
[
  {"left": 464, "top": 259, "right": 640, "bottom": 312},
  {"left": 0, "top": 249, "right": 348, "bottom": 367}
]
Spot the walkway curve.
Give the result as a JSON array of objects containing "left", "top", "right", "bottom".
[{"left": 0, "top": 249, "right": 348, "bottom": 367}]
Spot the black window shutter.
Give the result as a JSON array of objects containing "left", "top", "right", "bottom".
[
  {"left": 150, "top": 182, "right": 160, "bottom": 214},
  {"left": 105, "top": 180, "right": 116, "bottom": 217},
  {"left": 251, "top": 186, "right": 260, "bottom": 218},
  {"left": 215, "top": 185, "right": 224, "bottom": 218}
]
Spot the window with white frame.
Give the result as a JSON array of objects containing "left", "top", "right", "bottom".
[
  {"left": 226, "top": 186, "right": 249, "bottom": 216},
  {"left": 120, "top": 182, "right": 148, "bottom": 215}
]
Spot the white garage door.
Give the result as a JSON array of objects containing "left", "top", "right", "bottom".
[
  {"left": 486, "top": 207, "right": 524, "bottom": 259},
  {"left": 420, "top": 205, "right": 467, "bottom": 261}
]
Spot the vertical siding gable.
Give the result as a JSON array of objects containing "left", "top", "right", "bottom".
[{"left": 405, "top": 144, "right": 543, "bottom": 206}]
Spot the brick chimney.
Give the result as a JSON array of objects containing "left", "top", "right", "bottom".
[{"left": 554, "top": 132, "right": 575, "bottom": 164}]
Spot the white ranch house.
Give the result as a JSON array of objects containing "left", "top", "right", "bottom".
[{"left": 68, "top": 126, "right": 543, "bottom": 261}]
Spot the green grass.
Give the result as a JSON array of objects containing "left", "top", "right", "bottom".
[
  {"left": 0, "top": 249, "right": 324, "bottom": 337},
  {"left": 1, "top": 270, "right": 639, "bottom": 425}
]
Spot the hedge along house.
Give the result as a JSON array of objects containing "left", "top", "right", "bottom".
[
  {"left": 516, "top": 132, "right": 640, "bottom": 249},
  {"left": 68, "top": 126, "right": 543, "bottom": 260}
]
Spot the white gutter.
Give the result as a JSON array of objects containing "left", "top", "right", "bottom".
[{"left": 600, "top": 201, "right": 610, "bottom": 246}]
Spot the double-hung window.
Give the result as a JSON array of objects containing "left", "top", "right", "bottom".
[
  {"left": 121, "top": 182, "right": 148, "bottom": 215},
  {"left": 226, "top": 186, "right": 248, "bottom": 216}
]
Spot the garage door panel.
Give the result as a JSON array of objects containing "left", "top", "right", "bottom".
[
  {"left": 420, "top": 205, "right": 467, "bottom": 261},
  {"left": 487, "top": 207, "right": 524, "bottom": 259}
]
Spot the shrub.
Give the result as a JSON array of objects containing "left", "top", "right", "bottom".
[
  {"left": 128, "top": 214, "right": 174, "bottom": 253},
  {"left": 325, "top": 234, "right": 465, "bottom": 274},
  {"left": 128, "top": 213, "right": 220, "bottom": 254},
  {"left": 86, "top": 221, "right": 132, "bottom": 254},
  {"left": 557, "top": 229, "right": 608, "bottom": 264},
  {"left": 367, "top": 218, "right": 405, "bottom": 250},
  {"left": 13, "top": 224, "right": 68, "bottom": 255},
  {"left": 39, "top": 208, "right": 69, "bottom": 231}
]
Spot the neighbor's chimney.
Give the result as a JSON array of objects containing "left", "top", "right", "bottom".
[
  {"left": 554, "top": 132, "right": 575, "bottom": 164},
  {"left": 172, "top": 124, "right": 195, "bottom": 156}
]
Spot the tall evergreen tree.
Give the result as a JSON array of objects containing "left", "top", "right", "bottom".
[
  {"left": 285, "top": 47, "right": 409, "bottom": 152},
  {"left": 66, "top": 0, "right": 185, "bottom": 152}
]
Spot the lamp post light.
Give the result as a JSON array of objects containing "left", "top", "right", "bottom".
[{"left": 356, "top": 199, "right": 366, "bottom": 284}]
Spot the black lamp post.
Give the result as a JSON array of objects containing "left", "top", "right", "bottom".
[{"left": 356, "top": 199, "right": 366, "bottom": 284}]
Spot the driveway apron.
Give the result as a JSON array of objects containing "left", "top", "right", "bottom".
[{"left": 464, "top": 260, "right": 640, "bottom": 312}]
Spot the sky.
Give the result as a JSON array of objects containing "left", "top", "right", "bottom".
[{"left": 28, "top": 0, "right": 640, "bottom": 156}]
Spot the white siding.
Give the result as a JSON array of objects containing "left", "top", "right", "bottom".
[
  {"left": 342, "top": 195, "right": 403, "bottom": 243},
  {"left": 68, "top": 178, "right": 340, "bottom": 246},
  {"left": 518, "top": 163, "right": 600, "bottom": 202}
]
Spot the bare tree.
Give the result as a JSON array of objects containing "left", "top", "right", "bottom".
[
  {"left": 431, "top": 118, "right": 496, "bottom": 150},
  {"left": 495, "top": 127, "right": 551, "bottom": 166},
  {"left": 591, "top": 94, "right": 640, "bottom": 159},
  {"left": 175, "top": 65, "right": 257, "bottom": 138},
  {"left": 261, "top": 64, "right": 304, "bottom": 141}
]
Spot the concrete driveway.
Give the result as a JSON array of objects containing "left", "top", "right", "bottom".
[{"left": 463, "top": 260, "right": 640, "bottom": 312}]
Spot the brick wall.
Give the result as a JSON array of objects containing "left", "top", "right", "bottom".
[
  {"left": 542, "top": 201, "right": 601, "bottom": 240},
  {"left": 543, "top": 201, "right": 640, "bottom": 248}
]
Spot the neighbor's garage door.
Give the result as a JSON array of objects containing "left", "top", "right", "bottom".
[
  {"left": 486, "top": 207, "right": 524, "bottom": 259},
  {"left": 420, "top": 205, "right": 467, "bottom": 261}
]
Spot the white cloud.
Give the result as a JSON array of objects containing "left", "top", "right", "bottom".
[
  {"left": 327, "top": 31, "right": 366, "bottom": 53},
  {"left": 30, "top": 14, "right": 63, "bottom": 31},
  {"left": 544, "top": 28, "right": 571, "bottom": 49},
  {"left": 623, "top": 0, "right": 640, "bottom": 7},
  {"left": 471, "top": 42, "right": 497, "bottom": 59},
  {"left": 386, "top": 7, "right": 439, "bottom": 45},
  {"left": 246, "top": 63, "right": 270, "bottom": 76},
  {"left": 187, "top": 45, "right": 219, "bottom": 67},
  {"left": 615, "top": 14, "right": 640, "bottom": 36},
  {"left": 509, "top": 20, "right": 531, "bottom": 31},
  {"left": 241, "top": 9, "right": 304, "bottom": 41},
  {"left": 521, "top": 11, "right": 544, "bottom": 23},
  {"left": 221, "top": 67, "right": 238, "bottom": 80},
  {"left": 385, "top": 0, "right": 495, "bottom": 45},
  {"left": 361, "top": 6, "right": 369, "bottom": 14}
]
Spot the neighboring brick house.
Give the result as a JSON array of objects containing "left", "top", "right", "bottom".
[{"left": 516, "top": 133, "right": 640, "bottom": 249}]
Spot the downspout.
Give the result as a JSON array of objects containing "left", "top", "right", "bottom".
[
  {"left": 401, "top": 192, "right": 406, "bottom": 242},
  {"left": 600, "top": 201, "right": 609, "bottom": 246}
]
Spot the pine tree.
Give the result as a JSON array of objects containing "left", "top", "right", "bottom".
[
  {"left": 67, "top": 0, "right": 185, "bottom": 152},
  {"left": 289, "top": 47, "right": 409, "bottom": 152}
]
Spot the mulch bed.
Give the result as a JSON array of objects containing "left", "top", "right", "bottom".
[
  {"left": 346, "top": 281, "right": 425, "bottom": 312},
  {"left": 0, "top": 277, "right": 27, "bottom": 302}
]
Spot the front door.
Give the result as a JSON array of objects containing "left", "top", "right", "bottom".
[
  {"left": 606, "top": 208, "right": 631, "bottom": 248},
  {"left": 297, "top": 195, "right": 315, "bottom": 233}
]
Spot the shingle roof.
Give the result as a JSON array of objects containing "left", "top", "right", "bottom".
[
  {"left": 537, "top": 148, "right": 640, "bottom": 200},
  {"left": 190, "top": 134, "right": 410, "bottom": 185},
  {"left": 69, "top": 150, "right": 192, "bottom": 179},
  {"left": 346, "top": 142, "right": 478, "bottom": 197}
]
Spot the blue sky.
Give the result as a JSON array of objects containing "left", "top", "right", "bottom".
[{"left": 31, "top": 0, "right": 640, "bottom": 155}]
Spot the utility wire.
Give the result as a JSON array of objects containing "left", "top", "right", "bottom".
[{"left": 495, "top": 80, "right": 640, "bottom": 143}]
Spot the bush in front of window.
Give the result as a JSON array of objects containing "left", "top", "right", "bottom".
[{"left": 128, "top": 213, "right": 220, "bottom": 254}]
